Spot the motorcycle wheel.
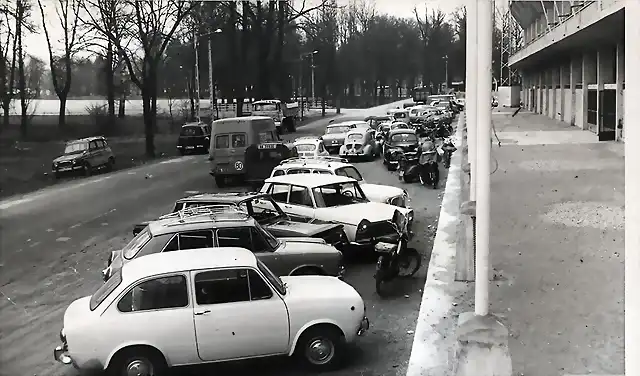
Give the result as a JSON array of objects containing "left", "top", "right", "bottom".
[
  {"left": 375, "top": 257, "right": 389, "bottom": 297},
  {"left": 397, "top": 248, "right": 422, "bottom": 277}
]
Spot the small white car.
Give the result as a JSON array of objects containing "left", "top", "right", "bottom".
[
  {"left": 259, "top": 174, "right": 414, "bottom": 246},
  {"left": 293, "top": 136, "right": 330, "bottom": 158},
  {"left": 338, "top": 128, "right": 377, "bottom": 160},
  {"left": 321, "top": 121, "right": 370, "bottom": 154},
  {"left": 54, "top": 248, "right": 369, "bottom": 374},
  {"left": 271, "top": 157, "right": 410, "bottom": 208}
]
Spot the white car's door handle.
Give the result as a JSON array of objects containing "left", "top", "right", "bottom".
[
  {"left": 283, "top": 204, "right": 292, "bottom": 209},
  {"left": 194, "top": 310, "right": 211, "bottom": 316}
]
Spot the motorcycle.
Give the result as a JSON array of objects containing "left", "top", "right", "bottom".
[
  {"left": 394, "top": 150, "right": 421, "bottom": 183},
  {"left": 441, "top": 138, "right": 457, "bottom": 169},
  {"left": 374, "top": 216, "right": 422, "bottom": 296},
  {"left": 419, "top": 159, "right": 439, "bottom": 189}
]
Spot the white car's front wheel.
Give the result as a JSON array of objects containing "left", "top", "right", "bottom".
[
  {"left": 108, "top": 347, "right": 168, "bottom": 376},
  {"left": 296, "top": 326, "right": 346, "bottom": 371}
]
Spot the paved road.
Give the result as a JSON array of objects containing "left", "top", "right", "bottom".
[{"left": 0, "top": 98, "right": 449, "bottom": 376}]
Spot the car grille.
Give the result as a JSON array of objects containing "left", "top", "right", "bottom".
[{"left": 58, "top": 161, "right": 73, "bottom": 168}]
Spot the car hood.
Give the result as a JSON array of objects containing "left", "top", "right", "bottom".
[
  {"left": 53, "top": 153, "right": 84, "bottom": 163},
  {"left": 360, "top": 183, "right": 405, "bottom": 202},
  {"left": 64, "top": 296, "right": 92, "bottom": 328},
  {"left": 267, "top": 220, "right": 341, "bottom": 237},
  {"left": 281, "top": 275, "right": 361, "bottom": 302},
  {"left": 277, "top": 240, "right": 340, "bottom": 254},
  {"left": 317, "top": 202, "right": 407, "bottom": 225}
]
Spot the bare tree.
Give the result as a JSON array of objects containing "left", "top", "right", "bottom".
[
  {"left": 26, "top": 55, "right": 45, "bottom": 97},
  {"left": 37, "top": 0, "right": 82, "bottom": 129},
  {"left": 82, "top": 0, "right": 197, "bottom": 157},
  {"left": 16, "top": 0, "right": 36, "bottom": 137},
  {"left": 0, "top": 2, "right": 17, "bottom": 129}
]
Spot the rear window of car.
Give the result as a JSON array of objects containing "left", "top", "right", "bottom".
[
  {"left": 295, "top": 144, "right": 316, "bottom": 152},
  {"left": 180, "top": 126, "right": 204, "bottom": 136},
  {"left": 90, "top": 269, "right": 122, "bottom": 311},
  {"left": 335, "top": 166, "right": 363, "bottom": 181},
  {"left": 232, "top": 134, "right": 247, "bottom": 148},
  {"left": 216, "top": 135, "right": 229, "bottom": 148}
]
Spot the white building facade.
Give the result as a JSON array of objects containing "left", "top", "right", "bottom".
[{"left": 510, "top": 0, "right": 624, "bottom": 141}]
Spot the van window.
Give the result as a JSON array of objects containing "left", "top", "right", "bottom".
[
  {"left": 259, "top": 131, "right": 276, "bottom": 143},
  {"left": 232, "top": 134, "right": 247, "bottom": 148},
  {"left": 216, "top": 135, "right": 229, "bottom": 148}
]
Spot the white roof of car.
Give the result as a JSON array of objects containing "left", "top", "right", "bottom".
[
  {"left": 265, "top": 173, "right": 356, "bottom": 187},
  {"left": 293, "top": 137, "right": 321, "bottom": 145},
  {"left": 122, "top": 247, "right": 258, "bottom": 282},
  {"left": 328, "top": 121, "right": 368, "bottom": 128}
]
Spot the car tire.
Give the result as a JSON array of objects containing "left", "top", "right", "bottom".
[
  {"left": 83, "top": 162, "right": 92, "bottom": 176},
  {"left": 107, "top": 347, "right": 168, "bottom": 376},
  {"left": 214, "top": 175, "right": 226, "bottom": 188},
  {"left": 106, "top": 157, "right": 115, "bottom": 172},
  {"left": 296, "top": 325, "right": 346, "bottom": 371}
]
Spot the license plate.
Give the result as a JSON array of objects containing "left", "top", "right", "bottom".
[{"left": 186, "top": 146, "right": 194, "bottom": 149}]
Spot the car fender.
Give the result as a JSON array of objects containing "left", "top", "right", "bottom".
[
  {"left": 288, "top": 318, "right": 345, "bottom": 356},
  {"left": 105, "top": 340, "right": 170, "bottom": 369},
  {"left": 338, "top": 145, "right": 347, "bottom": 154}
]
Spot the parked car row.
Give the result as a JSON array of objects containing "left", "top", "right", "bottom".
[{"left": 54, "top": 134, "right": 424, "bottom": 375}]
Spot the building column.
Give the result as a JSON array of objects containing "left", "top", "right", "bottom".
[
  {"left": 538, "top": 71, "right": 543, "bottom": 113},
  {"left": 559, "top": 65, "right": 565, "bottom": 121},
  {"left": 596, "top": 49, "right": 604, "bottom": 133},
  {"left": 616, "top": 42, "right": 625, "bottom": 141},
  {"left": 546, "top": 69, "right": 552, "bottom": 117},
  {"left": 550, "top": 67, "right": 558, "bottom": 119},
  {"left": 570, "top": 57, "right": 578, "bottom": 126}
]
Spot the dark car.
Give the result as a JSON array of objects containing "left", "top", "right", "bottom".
[
  {"left": 52, "top": 136, "right": 115, "bottom": 179},
  {"left": 132, "top": 192, "right": 348, "bottom": 248},
  {"left": 177, "top": 122, "right": 211, "bottom": 155},
  {"left": 244, "top": 142, "right": 298, "bottom": 190},
  {"left": 383, "top": 129, "right": 420, "bottom": 171}
]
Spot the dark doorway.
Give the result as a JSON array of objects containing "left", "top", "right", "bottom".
[
  {"left": 598, "top": 89, "right": 616, "bottom": 141},
  {"left": 531, "top": 88, "right": 537, "bottom": 112},
  {"left": 587, "top": 89, "right": 597, "bottom": 133}
]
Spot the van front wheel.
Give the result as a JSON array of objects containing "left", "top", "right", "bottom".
[{"left": 215, "top": 176, "right": 226, "bottom": 188}]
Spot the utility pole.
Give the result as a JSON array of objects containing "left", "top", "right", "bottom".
[
  {"left": 466, "top": 0, "right": 478, "bottom": 202},
  {"left": 475, "top": 0, "right": 493, "bottom": 316},
  {"left": 207, "top": 38, "right": 216, "bottom": 121},
  {"left": 193, "top": 30, "right": 201, "bottom": 122},
  {"left": 625, "top": 0, "right": 640, "bottom": 374},
  {"left": 444, "top": 55, "right": 449, "bottom": 92},
  {"left": 311, "top": 52, "right": 316, "bottom": 107}
]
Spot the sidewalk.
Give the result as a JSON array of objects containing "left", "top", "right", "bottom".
[{"left": 490, "top": 111, "right": 624, "bottom": 376}]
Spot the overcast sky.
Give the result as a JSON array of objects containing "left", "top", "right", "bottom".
[{"left": 24, "top": 0, "right": 507, "bottom": 63}]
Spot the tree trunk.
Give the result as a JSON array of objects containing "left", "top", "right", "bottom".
[
  {"left": 187, "top": 73, "right": 195, "bottom": 121},
  {"left": 236, "top": 2, "right": 249, "bottom": 117},
  {"left": 118, "top": 99, "right": 125, "bottom": 118},
  {"left": 17, "top": 29, "right": 27, "bottom": 138},
  {"left": 58, "top": 97, "right": 67, "bottom": 131},
  {"left": 275, "top": 1, "right": 286, "bottom": 99},
  {"left": 142, "top": 92, "right": 155, "bottom": 157},
  {"left": 106, "top": 39, "right": 116, "bottom": 124}
]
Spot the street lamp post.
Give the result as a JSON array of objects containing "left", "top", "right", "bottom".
[
  {"left": 193, "top": 30, "right": 201, "bottom": 121},
  {"left": 444, "top": 55, "right": 449, "bottom": 93},
  {"left": 206, "top": 28, "right": 223, "bottom": 120},
  {"left": 299, "top": 50, "right": 318, "bottom": 114}
]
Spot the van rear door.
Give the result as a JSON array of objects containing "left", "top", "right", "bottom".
[{"left": 211, "top": 133, "right": 247, "bottom": 175}]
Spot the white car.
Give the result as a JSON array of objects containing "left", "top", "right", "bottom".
[
  {"left": 293, "top": 136, "right": 330, "bottom": 158},
  {"left": 338, "top": 127, "right": 377, "bottom": 160},
  {"left": 271, "top": 156, "right": 410, "bottom": 208},
  {"left": 259, "top": 174, "right": 414, "bottom": 246},
  {"left": 54, "top": 248, "right": 369, "bottom": 374},
  {"left": 321, "top": 121, "right": 370, "bottom": 154}
]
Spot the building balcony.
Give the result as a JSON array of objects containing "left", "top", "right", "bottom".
[{"left": 509, "top": 0, "right": 624, "bottom": 69}]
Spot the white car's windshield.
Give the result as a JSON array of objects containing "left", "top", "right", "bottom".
[
  {"left": 64, "top": 142, "right": 88, "bottom": 154},
  {"left": 312, "top": 181, "right": 368, "bottom": 207},
  {"left": 257, "top": 259, "right": 286, "bottom": 294},
  {"left": 295, "top": 144, "right": 316, "bottom": 152},
  {"left": 326, "top": 126, "right": 351, "bottom": 134},
  {"left": 123, "top": 228, "right": 152, "bottom": 259},
  {"left": 90, "top": 269, "right": 122, "bottom": 310}
]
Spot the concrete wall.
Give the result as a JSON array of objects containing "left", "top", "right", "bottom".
[{"left": 555, "top": 88, "right": 562, "bottom": 120}]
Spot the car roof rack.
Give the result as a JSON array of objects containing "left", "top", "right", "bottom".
[
  {"left": 159, "top": 204, "right": 246, "bottom": 222},
  {"left": 279, "top": 156, "right": 348, "bottom": 165}
]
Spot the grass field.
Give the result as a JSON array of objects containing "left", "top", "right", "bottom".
[{"left": 0, "top": 111, "right": 333, "bottom": 200}]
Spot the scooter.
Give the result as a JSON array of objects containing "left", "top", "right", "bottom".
[
  {"left": 395, "top": 150, "right": 421, "bottom": 183},
  {"left": 419, "top": 160, "right": 439, "bottom": 189},
  {"left": 374, "top": 217, "right": 422, "bottom": 297}
]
